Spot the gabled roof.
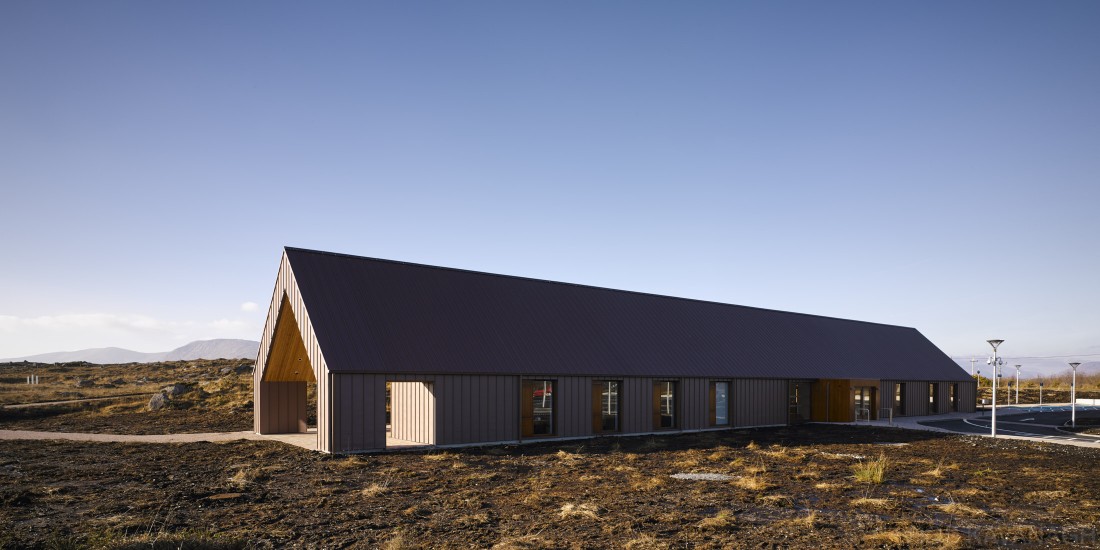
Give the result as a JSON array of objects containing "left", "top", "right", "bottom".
[{"left": 283, "top": 247, "right": 971, "bottom": 381}]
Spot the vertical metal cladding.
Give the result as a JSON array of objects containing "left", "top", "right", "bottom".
[
  {"left": 256, "top": 381, "right": 306, "bottom": 433},
  {"left": 434, "top": 374, "right": 519, "bottom": 446},
  {"left": 731, "top": 379, "right": 788, "bottom": 427},
  {"left": 391, "top": 381, "right": 436, "bottom": 444},
  {"left": 254, "top": 252, "right": 332, "bottom": 451}
]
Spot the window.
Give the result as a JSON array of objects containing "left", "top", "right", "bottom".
[
  {"left": 521, "top": 379, "right": 555, "bottom": 437},
  {"left": 652, "top": 381, "right": 677, "bottom": 429},
  {"left": 929, "top": 383, "right": 938, "bottom": 411},
  {"left": 710, "top": 381, "right": 730, "bottom": 426},
  {"left": 592, "top": 381, "right": 621, "bottom": 432},
  {"left": 896, "top": 383, "right": 906, "bottom": 416},
  {"left": 950, "top": 383, "right": 959, "bottom": 412}
]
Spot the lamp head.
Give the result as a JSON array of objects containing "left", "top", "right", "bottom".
[
  {"left": 1069, "top": 362, "right": 1081, "bottom": 370},
  {"left": 987, "top": 339, "right": 1004, "bottom": 350}
]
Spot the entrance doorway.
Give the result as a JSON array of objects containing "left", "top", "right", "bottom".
[{"left": 388, "top": 381, "right": 436, "bottom": 447}]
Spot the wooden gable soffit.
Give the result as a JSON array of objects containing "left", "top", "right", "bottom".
[{"left": 261, "top": 295, "right": 317, "bottom": 383}]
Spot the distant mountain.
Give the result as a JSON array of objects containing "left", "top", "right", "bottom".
[{"left": 2, "top": 339, "right": 260, "bottom": 364}]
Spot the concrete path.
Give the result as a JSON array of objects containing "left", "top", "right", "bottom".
[{"left": 0, "top": 428, "right": 319, "bottom": 450}]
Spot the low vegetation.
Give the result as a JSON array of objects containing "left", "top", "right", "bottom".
[
  {"left": 0, "top": 359, "right": 258, "bottom": 433},
  {"left": 1, "top": 425, "right": 1098, "bottom": 548}
]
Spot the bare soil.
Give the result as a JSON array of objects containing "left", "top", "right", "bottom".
[{"left": 2, "top": 425, "right": 1098, "bottom": 549}]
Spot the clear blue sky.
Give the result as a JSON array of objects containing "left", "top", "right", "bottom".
[{"left": 2, "top": 2, "right": 1097, "bottom": 375}]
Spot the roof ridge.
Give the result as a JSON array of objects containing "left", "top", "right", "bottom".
[{"left": 282, "top": 246, "right": 916, "bottom": 331}]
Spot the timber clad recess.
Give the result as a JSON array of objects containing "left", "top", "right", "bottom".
[{"left": 255, "top": 247, "right": 976, "bottom": 453}]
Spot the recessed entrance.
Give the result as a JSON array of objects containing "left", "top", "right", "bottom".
[
  {"left": 387, "top": 381, "right": 435, "bottom": 447},
  {"left": 257, "top": 295, "right": 318, "bottom": 450}
]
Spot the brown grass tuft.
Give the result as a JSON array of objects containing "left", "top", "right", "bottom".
[
  {"left": 931, "top": 502, "right": 986, "bottom": 517},
  {"left": 852, "top": 452, "right": 887, "bottom": 484},
  {"left": 850, "top": 497, "right": 892, "bottom": 510},
  {"left": 863, "top": 529, "right": 962, "bottom": 549},
  {"left": 734, "top": 474, "right": 771, "bottom": 491},
  {"left": 622, "top": 534, "right": 669, "bottom": 549},
  {"left": 559, "top": 503, "right": 601, "bottom": 520},
  {"left": 697, "top": 509, "right": 736, "bottom": 530}
]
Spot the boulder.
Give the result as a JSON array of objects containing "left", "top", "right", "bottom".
[
  {"left": 74, "top": 379, "right": 95, "bottom": 388},
  {"left": 234, "top": 364, "right": 252, "bottom": 375},
  {"left": 148, "top": 393, "right": 170, "bottom": 411},
  {"left": 162, "top": 383, "right": 191, "bottom": 397}
]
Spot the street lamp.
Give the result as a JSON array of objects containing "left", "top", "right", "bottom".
[
  {"left": 1014, "top": 365, "right": 1022, "bottom": 405},
  {"left": 1039, "top": 380, "right": 1044, "bottom": 407},
  {"left": 987, "top": 339, "right": 1004, "bottom": 437},
  {"left": 1070, "top": 362, "right": 1080, "bottom": 428}
]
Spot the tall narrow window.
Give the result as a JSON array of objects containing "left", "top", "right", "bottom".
[
  {"left": 652, "top": 381, "right": 677, "bottom": 429},
  {"left": 710, "top": 381, "right": 730, "bottom": 426},
  {"left": 592, "top": 381, "right": 620, "bottom": 433},
  {"left": 929, "top": 383, "right": 937, "bottom": 411},
  {"left": 521, "top": 379, "right": 555, "bottom": 437},
  {"left": 950, "top": 383, "right": 959, "bottom": 412},
  {"left": 896, "top": 383, "right": 906, "bottom": 416}
]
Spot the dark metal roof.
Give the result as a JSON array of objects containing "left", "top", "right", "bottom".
[{"left": 283, "top": 247, "right": 971, "bottom": 381}]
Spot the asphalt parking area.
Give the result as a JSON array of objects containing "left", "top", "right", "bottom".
[{"left": 920, "top": 406, "right": 1100, "bottom": 446}]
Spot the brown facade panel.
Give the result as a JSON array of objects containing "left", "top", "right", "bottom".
[
  {"left": 256, "top": 380, "right": 307, "bottom": 434},
  {"left": 731, "top": 379, "right": 787, "bottom": 427},
  {"left": 435, "top": 375, "right": 519, "bottom": 446},
  {"left": 330, "top": 373, "right": 387, "bottom": 453}
]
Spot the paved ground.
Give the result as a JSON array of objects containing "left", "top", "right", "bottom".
[
  {"left": 916, "top": 405, "right": 1100, "bottom": 448},
  {"left": 0, "top": 427, "right": 428, "bottom": 452}
]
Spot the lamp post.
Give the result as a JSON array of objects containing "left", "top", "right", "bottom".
[
  {"left": 987, "top": 340, "right": 1004, "bottom": 437},
  {"left": 1069, "top": 362, "right": 1080, "bottom": 428},
  {"left": 1014, "top": 365, "right": 1021, "bottom": 405},
  {"left": 1039, "top": 380, "right": 1044, "bottom": 407},
  {"left": 970, "top": 357, "right": 977, "bottom": 377}
]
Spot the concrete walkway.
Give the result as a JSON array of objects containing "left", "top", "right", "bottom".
[
  {"left": 0, "top": 428, "right": 319, "bottom": 450},
  {"left": 0, "top": 428, "right": 425, "bottom": 453}
]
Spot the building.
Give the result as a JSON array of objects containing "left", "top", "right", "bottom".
[{"left": 254, "top": 247, "right": 975, "bottom": 453}]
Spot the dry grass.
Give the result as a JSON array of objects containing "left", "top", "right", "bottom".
[
  {"left": 559, "top": 503, "right": 600, "bottom": 520},
  {"left": 630, "top": 475, "right": 666, "bottom": 492},
  {"left": 491, "top": 534, "right": 552, "bottom": 549},
  {"left": 554, "top": 450, "right": 581, "bottom": 462},
  {"left": 782, "top": 511, "right": 817, "bottom": 528},
  {"left": 850, "top": 497, "right": 892, "bottom": 510},
  {"left": 863, "top": 528, "right": 962, "bottom": 549},
  {"left": 454, "top": 512, "right": 491, "bottom": 527},
  {"left": 228, "top": 467, "right": 264, "bottom": 488},
  {"left": 381, "top": 533, "right": 413, "bottom": 550},
  {"left": 745, "top": 441, "right": 759, "bottom": 450},
  {"left": 931, "top": 502, "right": 986, "bottom": 517},
  {"left": 697, "top": 509, "right": 736, "bottom": 530},
  {"left": 733, "top": 474, "right": 771, "bottom": 491},
  {"left": 362, "top": 482, "right": 390, "bottom": 497},
  {"left": 622, "top": 534, "right": 669, "bottom": 549},
  {"left": 422, "top": 452, "right": 457, "bottom": 462},
  {"left": 1024, "top": 489, "right": 1069, "bottom": 500},
  {"left": 758, "top": 494, "right": 793, "bottom": 507},
  {"left": 813, "top": 482, "right": 843, "bottom": 491},
  {"left": 852, "top": 452, "right": 887, "bottom": 484}
]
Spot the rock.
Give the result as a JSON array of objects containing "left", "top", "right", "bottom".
[
  {"left": 74, "top": 379, "right": 95, "bottom": 388},
  {"left": 148, "top": 393, "right": 170, "bottom": 411},
  {"left": 111, "top": 379, "right": 126, "bottom": 386},
  {"left": 234, "top": 364, "right": 252, "bottom": 375},
  {"left": 162, "top": 383, "right": 191, "bottom": 397},
  {"left": 219, "top": 366, "right": 233, "bottom": 375}
]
